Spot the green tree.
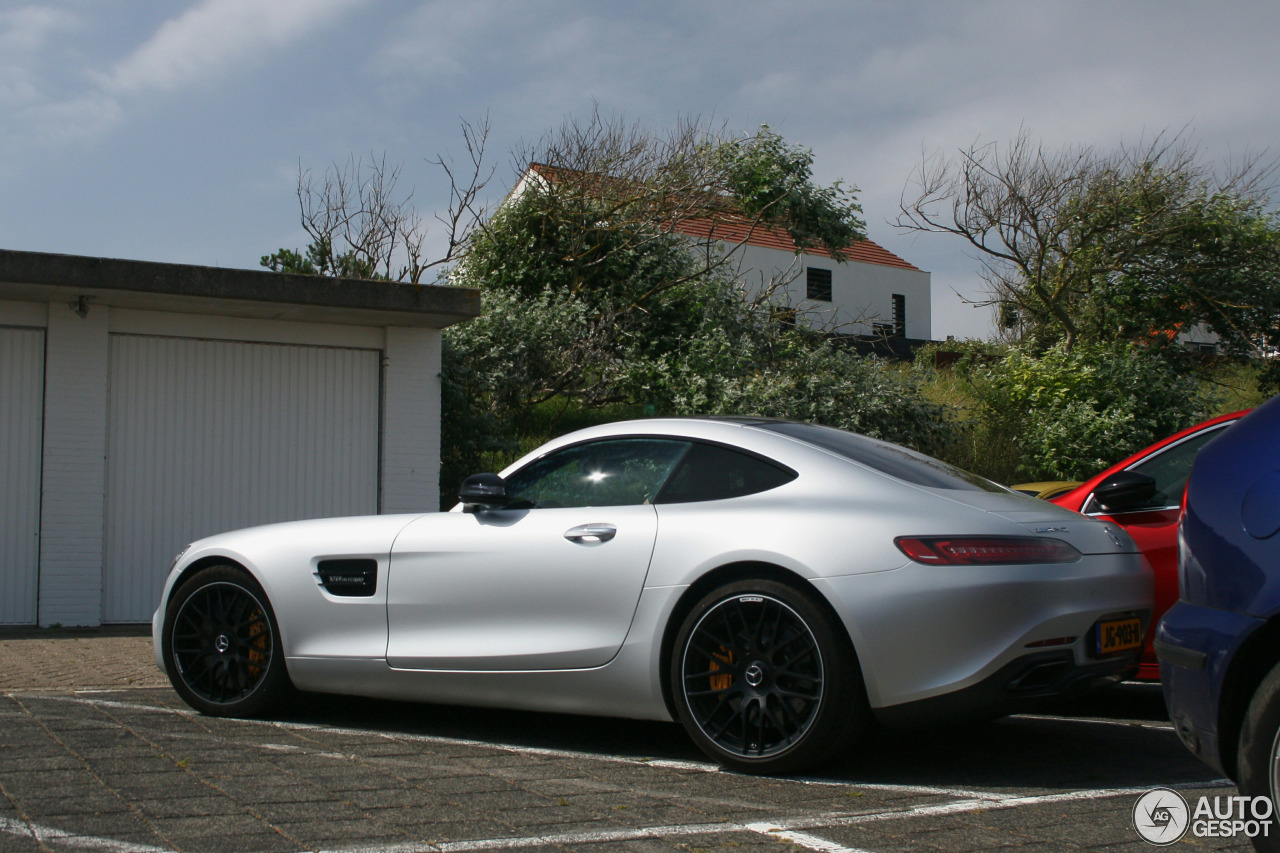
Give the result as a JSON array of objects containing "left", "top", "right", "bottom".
[
  {"left": 898, "top": 130, "right": 1280, "bottom": 358},
  {"left": 439, "top": 113, "right": 942, "bottom": 498},
  {"left": 261, "top": 236, "right": 383, "bottom": 279}
]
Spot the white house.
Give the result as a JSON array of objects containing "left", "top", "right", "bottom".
[
  {"left": 676, "top": 217, "right": 931, "bottom": 342},
  {"left": 0, "top": 249, "right": 478, "bottom": 626},
  {"left": 514, "top": 163, "right": 931, "bottom": 343}
]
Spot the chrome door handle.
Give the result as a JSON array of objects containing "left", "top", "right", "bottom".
[{"left": 564, "top": 523, "right": 617, "bottom": 544}]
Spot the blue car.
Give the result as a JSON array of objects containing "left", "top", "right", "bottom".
[{"left": 1158, "top": 392, "right": 1280, "bottom": 828}]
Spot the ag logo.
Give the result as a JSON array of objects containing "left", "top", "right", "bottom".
[{"left": 1133, "top": 788, "right": 1190, "bottom": 845}]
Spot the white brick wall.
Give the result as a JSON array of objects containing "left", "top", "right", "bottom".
[
  {"left": 381, "top": 327, "right": 442, "bottom": 514},
  {"left": 39, "top": 305, "right": 110, "bottom": 626}
]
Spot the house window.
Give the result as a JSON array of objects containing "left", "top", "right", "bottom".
[
  {"left": 806, "top": 268, "right": 832, "bottom": 302},
  {"left": 893, "top": 294, "right": 906, "bottom": 338}
]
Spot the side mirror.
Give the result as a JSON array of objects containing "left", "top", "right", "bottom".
[
  {"left": 1093, "top": 470, "right": 1157, "bottom": 513},
  {"left": 459, "top": 473, "right": 509, "bottom": 512}
]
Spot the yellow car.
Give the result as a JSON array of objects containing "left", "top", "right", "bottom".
[{"left": 1010, "top": 481, "right": 1081, "bottom": 500}]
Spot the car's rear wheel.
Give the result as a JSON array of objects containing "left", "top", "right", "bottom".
[
  {"left": 162, "top": 564, "right": 294, "bottom": 717},
  {"left": 670, "top": 578, "right": 868, "bottom": 774},
  {"left": 1237, "top": 661, "right": 1280, "bottom": 851}
]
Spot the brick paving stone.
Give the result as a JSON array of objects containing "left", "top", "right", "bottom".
[
  {"left": 492, "top": 803, "right": 607, "bottom": 826},
  {"left": 156, "top": 813, "right": 274, "bottom": 837},
  {"left": 0, "top": 627, "right": 166, "bottom": 691},
  {"left": 23, "top": 811, "right": 157, "bottom": 838},
  {"left": 342, "top": 787, "right": 448, "bottom": 809},
  {"left": 275, "top": 824, "right": 396, "bottom": 848},
  {"left": 167, "top": 830, "right": 304, "bottom": 853},
  {"left": 256, "top": 800, "right": 371, "bottom": 824},
  {"left": 132, "top": 795, "right": 245, "bottom": 819},
  {"left": 6, "top": 792, "right": 129, "bottom": 817}
]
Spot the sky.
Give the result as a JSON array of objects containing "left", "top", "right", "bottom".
[{"left": 1, "top": 0, "right": 1277, "bottom": 340}]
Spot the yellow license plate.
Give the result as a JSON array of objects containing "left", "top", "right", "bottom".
[{"left": 1096, "top": 617, "right": 1144, "bottom": 655}]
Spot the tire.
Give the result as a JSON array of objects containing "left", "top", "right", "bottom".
[
  {"left": 161, "top": 564, "right": 295, "bottom": 717},
  {"left": 670, "top": 578, "right": 869, "bottom": 774},
  {"left": 1237, "top": 661, "right": 1280, "bottom": 852}
]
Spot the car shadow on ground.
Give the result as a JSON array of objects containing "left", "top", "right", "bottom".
[{"left": 275, "top": 681, "right": 1213, "bottom": 790}]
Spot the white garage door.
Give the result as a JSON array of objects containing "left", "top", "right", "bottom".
[
  {"left": 0, "top": 327, "right": 44, "bottom": 625},
  {"left": 104, "top": 335, "right": 381, "bottom": 623}
]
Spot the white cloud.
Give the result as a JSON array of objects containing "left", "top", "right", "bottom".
[
  {"left": 3, "top": 0, "right": 371, "bottom": 150},
  {"left": 100, "top": 0, "right": 369, "bottom": 95},
  {"left": 0, "top": 5, "right": 79, "bottom": 106}
]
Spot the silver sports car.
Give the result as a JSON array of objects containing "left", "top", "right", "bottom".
[{"left": 153, "top": 417, "right": 1152, "bottom": 773}]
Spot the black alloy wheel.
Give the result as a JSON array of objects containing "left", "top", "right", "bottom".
[
  {"left": 162, "top": 565, "right": 294, "bottom": 717},
  {"left": 672, "top": 578, "right": 867, "bottom": 774}
]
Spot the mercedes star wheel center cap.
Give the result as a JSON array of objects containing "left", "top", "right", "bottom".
[{"left": 745, "top": 662, "right": 765, "bottom": 687}]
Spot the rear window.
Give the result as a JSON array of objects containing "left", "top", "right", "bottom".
[{"left": 756, "top": 422, "right": 1005, "bottom": 493}]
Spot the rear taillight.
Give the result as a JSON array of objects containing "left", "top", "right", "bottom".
[{"left": 895, "top": 536, "right": 1081, "bottom": 565}]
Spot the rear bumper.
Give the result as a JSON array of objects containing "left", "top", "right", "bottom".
[
  {"left": 874, "top": 648, "right": 1140, "bottom": 727},
  {"left": 1157, "top": 600, "right": 1263, "bottom": 778},
  {"left": 813, "top": 552, "right": 1152, "bottom": 709}
]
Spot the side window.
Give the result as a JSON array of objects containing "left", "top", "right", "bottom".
[
  {"left": 655, "top": 442, "right": 797, "bottom": 504},
  {"left": 806, "top": 268, "right": 833, "bottom": 302},
  {"left": 1087, "top": 424, "right": 1232, "bottom": 514},
  {"left": 504, "top": 439, "right": 690, "bottom": 509}
]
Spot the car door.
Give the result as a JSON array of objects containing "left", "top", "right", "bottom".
[{"left": 386, "top": 437, "right": 690, "bottom": 671}]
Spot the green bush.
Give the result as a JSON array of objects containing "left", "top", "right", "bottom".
[{"left": 964, "top": 344, "right": 1211, "bottom": 482}]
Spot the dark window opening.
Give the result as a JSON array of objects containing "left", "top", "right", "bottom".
[
  {"left": 656, "top": 442, "right": 797, "bottom": 504},
  {"left": 893, "top": 294, "right": 906, "bottom": 338},
  {"left": 806, "top": 268, "right": 832, "bottom": 302}
]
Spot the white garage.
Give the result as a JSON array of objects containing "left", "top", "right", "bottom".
[
  {"left": 0, "top": 249, "right": 479, "bottom": 626},
  {"left": 0, "top": 326, "right": 44, "bottom": 624}
]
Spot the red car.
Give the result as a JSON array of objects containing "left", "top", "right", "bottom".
[{"left": 1048, "top": 410, "right": 1248, "bottom": 681}]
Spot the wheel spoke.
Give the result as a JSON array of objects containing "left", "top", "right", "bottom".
[{"left": 684, "top": 686, "right": 734, "bottom": 698}]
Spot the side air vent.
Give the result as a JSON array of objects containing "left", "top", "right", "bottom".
[{"left": 316, "top": 559, "right": 377, "bottom": 597}]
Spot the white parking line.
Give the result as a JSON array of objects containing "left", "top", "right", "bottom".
[
  {"left": 0, "top": 815, "right": 171, "bottom": 853},
  {"left": 325, "top": 781, "right": 1239, "bottom": 853},
  {"left": 745, "top": 823, "right": 874, "bottom": 853}
]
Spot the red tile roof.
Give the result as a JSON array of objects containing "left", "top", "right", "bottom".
[
  {"left": 673, "top": 217, "right": 920, "bottom": 271},
  {"left": 523, "top": 163, "right": 920, "bottom": 272}
]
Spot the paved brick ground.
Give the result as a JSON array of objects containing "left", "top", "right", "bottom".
[
  {"left": 0, "top": 630, "right": 1255, "bottom": 851},
  {"left": 0, "top": 626, "right": 166, "bottom": 691}
]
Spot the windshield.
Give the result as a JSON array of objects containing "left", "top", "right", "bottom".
[{"left": 756, "top": 421, "right": 1006, "bottom": 493}]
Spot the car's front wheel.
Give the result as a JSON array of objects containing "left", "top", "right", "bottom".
[
  {"left": 161, "top": 564, "right": 294, "bottom": 717},
  {"left": 1237, "top": 661, "right": 1280, "bottom": 852},
  {"left": 670, "top": 578, "right": 868, "bottom": 774}
]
